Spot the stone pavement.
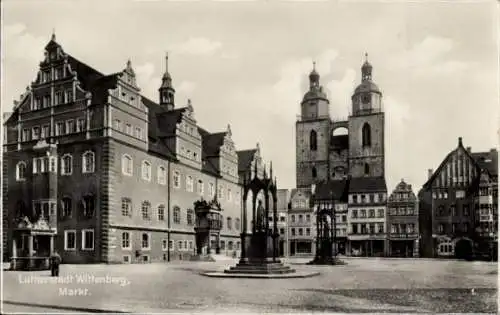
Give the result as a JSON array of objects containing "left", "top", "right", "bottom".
[{"left": 2, "top": 258, "right": 498, "bottom": 314}]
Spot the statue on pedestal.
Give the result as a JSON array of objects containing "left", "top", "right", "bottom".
[{"left": 256, "top": 200, "right": 265, "bottom": 231}]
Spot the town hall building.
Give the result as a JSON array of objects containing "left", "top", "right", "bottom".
[{"left": 2, "top": 34, "right": 268, "bottom": 266}]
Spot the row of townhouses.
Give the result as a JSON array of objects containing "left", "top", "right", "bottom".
[{"left": 274, "top": 56, "right": 497, "bottom": 259}]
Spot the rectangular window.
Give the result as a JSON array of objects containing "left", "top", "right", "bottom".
[
  {"left": 41, "top": 125, "right": 50, "bottom": 138},
  {"left": 32, "top": 127, "right": 40, "bottom": 140},
  {"left": 197, "top": 179, "right": 204, "bottom": 195},
  {"left": 298, "top": 228, "right": 303, "bottom": 236},
  {"left": 121, "top": 198, "right": 132, "bottom": 217},
  {"left": 352, "top": 224, "right": 358, "bottom": 234},
  {"left": 168, "top": 240, "right": 174, "bottom": 250},
  {"left": 65, "top": 90, "right": 73, "bottom": 103},
  {"left": 33, "top": 97, "right": 41, "bottom": 110},
  {"left": 291, "top": 228, "right": 296, "bottom": 236},
  {"left": 352, "top": 195, "right": 358, "bottom": 204},
  {"left": 162, "top": 239, "right": 168, "bottom": 251},
  {"left": 360, "top": 210, "right": 366, "bottom": 218},
  {"left": 186, "top": 176, "right": 194, "bottom": 192},
  {"left": 113, "top": 119, "right": 122, "bottom": 131},
  {"left": 76, "top": 118, "right": 86, "bottom": 132},
  {"left": 125, "top": 124, "right": 132, "bottom": 135},
  {"left": 122, "top": 232, "right": 131, "bottom": 249},
  {"left": 55, "top": 91, "right": 64, "bottom": 105},
  {"left": 64, "top": 230, "right": 76, "bottom": 250},
  {"left": 43, "top": 95, "right": 51, "bottom": 108},
  {"left": 55, "top": 68, "right": 63, "bottom": 80},
  {"left": 123, "top": 255, "right": 130, "bottom": 263},
  {"left": 306, "top": 228, "right": 311, "bottom": 236},
  {"left": 173, "top": 171, "right": 181, "bottom": 188},
  {"left": 55, "top": 122, "right": 64, "bottom": 136},
  {"left": 81, "top": 229, "right": 94, "bottom": 250},
  {"left": 22, "top": 128, "right": 30, "bottom": 142},
  {"left": 209, "top": 183, "right": 215, "bottom": 197},
  {"left": 142, "top": 233, "right": 150, "bottom": 250},
  {"left": 369, "top": 209, "right": 375, "bottom": 218},
  {"left": 157, "top": 166, "right": 167, "bottom": 185},
  {"left": 66, "top": 119, "right": 75, "bottom": 134},
  {"left": 218, "top": 187, "right": 223, "bottom": 199},
  {"left": 352, "top": 210, "right": 358, "bottom": 218}
]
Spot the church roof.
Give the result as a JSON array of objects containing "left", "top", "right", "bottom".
[
  {"left": 302, "top": 89, "right": 329, "bottom": 104},
  {"left": 353, "top": 80, "right": 381, "bottom": 95}
]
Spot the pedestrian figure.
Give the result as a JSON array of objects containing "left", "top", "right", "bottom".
[{"left": 49, "top": 252, "right": 61, "bottom": 277}]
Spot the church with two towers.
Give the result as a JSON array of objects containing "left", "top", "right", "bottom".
[{"left": 288, "top": 56, "right": 389, "bottom": 257}]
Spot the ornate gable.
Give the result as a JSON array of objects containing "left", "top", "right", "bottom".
[{"left": 425, "top": 138, "right": 479, "bottom": 189}]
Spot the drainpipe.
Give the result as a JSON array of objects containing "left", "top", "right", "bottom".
[{"left": 167, "top": 160, "right": 171, "bottom": 262}]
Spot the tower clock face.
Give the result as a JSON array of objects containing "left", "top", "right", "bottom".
[{"left": 361, "top": 94, "right": 371, "bottom": 104}]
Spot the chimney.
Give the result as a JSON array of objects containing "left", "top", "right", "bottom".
[
  {"left": 428, "top": 169, "right": 433, "bottom": 179},
  {"left": 458, "top": 137, "right": 463, "bottom": 147},
  {"left": 466, "top": 147, "right": 471, "bottom": 153}
]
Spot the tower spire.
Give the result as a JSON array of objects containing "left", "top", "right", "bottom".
[
  {"left": 165, "top": 52, "right": 169, "bottom": 74},
  {"left": 361, "top": 52, "right": 373, "bottom": 81},
  {"left": 159, "top": 51, "right": 175, "bottom": 110}
]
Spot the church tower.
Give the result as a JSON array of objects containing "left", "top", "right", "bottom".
[
  {"left": 159, "top": 53, "right": 175, "bottom": 110},
  {"left": 348, "top": 54, "right": 385, "bottom": 178},
  {"left": 296, "top": 62, "right": 331, "bottom": 188}
]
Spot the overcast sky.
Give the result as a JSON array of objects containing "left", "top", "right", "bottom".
[{"left": 2, "top": 0, "right": 499, "bottom": 192}]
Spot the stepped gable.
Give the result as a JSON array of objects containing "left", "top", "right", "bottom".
[
  {"left": 348, "top": 177, "right": 387, "bottom": 193},
  {"left": 314, "top": 179, "right": 349, "bottom": 202}
]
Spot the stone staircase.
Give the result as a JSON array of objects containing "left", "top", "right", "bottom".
[{"left": 224, "top": 261, "right": 296, "bottom": 275}]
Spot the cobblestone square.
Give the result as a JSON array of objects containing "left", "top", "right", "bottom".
[{"left": 2, "top": 258, "right": 498, "bottom": 313}]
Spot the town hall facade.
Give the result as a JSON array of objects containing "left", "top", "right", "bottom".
[{"left": 2, "top": 34, "right": 268, "bottom": 265}]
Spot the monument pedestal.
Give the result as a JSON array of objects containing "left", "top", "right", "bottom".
[{"left": 224, "top": 231, "right": 295, "bottom": 275}]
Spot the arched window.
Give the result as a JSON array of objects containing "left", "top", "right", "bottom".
[
  {"left": 173, "top": 206, "right": 181, "bottom": 224},
  {"left": 142, "top": 161, "right": 151, "bottom": 181},
  {"left": 16, "top": 162, "right": 26, "bottom": 181},
  {"left": 364, "top": 163, "right": 370, "bottom": 175},
  {"left": 235, "top": 218, "right": 241, "bottom": 230},
  {"left": 61, "top": 197, "right": 72, "bottom": 218},
  {"left": 157, "top": 166, "right": 166, "bottom": 185},
  {"left": 142, "top": 233, "right": 150, "bottom": 249},
  {"left": 61, "top": 154, "right": 73, "bottom": 175},
  {"left": 122, "top": 154, "right": 133, "bottom": 176},
  {"left": 362, "top": 123, "right": 371, "bottom": 147},
  {"left": 157, "top": 204, "right": 165, "bottom": 221},
  {"left": 82, "top": 151, "right": 95, "bottom": 173},
  {"left": 312, "top": 167, "right": 317, "bottom": 178},
  {"left": 81, "top": 195, "right": 95, "bottom": 218},
  {"left": 186, "top": 209, "right": 194, "bottom": 225},
  {"left": 141, "top": 201, "right": 151, "bottom": 220},
  {"left": 227, "top": 217, "right": 232, "bottom": 230},
  {"left": 16, "top": 200, "right": 27, "bottom": 218},
  {"left": 310, "top": 130, "right": 317, "bottom": 151}
]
